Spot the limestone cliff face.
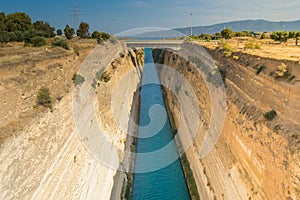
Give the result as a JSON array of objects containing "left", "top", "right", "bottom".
[
  {"left": 154, "top": 44, "right": 300, "bottom": 200},
  {"left": 95, "top": 48, "right": 143, "bottom": 161},
  {"left": 0, "top": 41, "right": 143, "bottom": 200}
]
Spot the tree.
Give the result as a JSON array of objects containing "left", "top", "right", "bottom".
[
  {"left": 264, "top": 110, "right": 277, "bottom": 121},
  {"left": 77, "top": 22, "right": 89, "bottom": 38},
  {"left": 56, "top": 29, "right": 62, "bottom": 36},
  {"left": 100, "top": 32, "right": 110, "bottom": 41},
  {"left": 296, "top": 32, "right": 300, "bottom": 46},
  {"left": 270, "top": 31, "right": 289, "bottom": 43},
  {"left": 91, "top": 30, "right": 101, "bottom": 39},
  {"left": 51, "top": 37, "right": 69, "bottom": 50},
  {"left": 23, "top": 29, "right": 38, "bottom": 43},
  {"left": 288, "top": 30, "right": 300, "bottom": 46},
  {"left": 30, "top": 36, "right": 47, "bottom": 47},
  {"left": 33, "top": 20, "right": 55, "bottom": 38},
  {"left": 64, "top": 25, "right": 74, "bottom": 39},
  {"left": 199, "top": 33, "right": 212, "bottom": 40},
  {"left": 0, "top": 12, "right": 6, "bottom": 32},
  {"left": 5, "top": 12, "right": 32, "bottom": 32},
  {"left": 289, "top": 30, "right": 297, "bottom": 39},
  {"left": 0, "top": 32, "right": 11, "bottom": 43},
  {"left": 221, "top": 28, "right": 233, "bottom": 39},
  {"left": 91, "top": 31, "right": 111, "bottom": 43},
  {"left": 260, "top": 33, "right": 266, "bottom": 39},
  {"left": 37, "top": 87, "right": 52, "bottom": 110}
]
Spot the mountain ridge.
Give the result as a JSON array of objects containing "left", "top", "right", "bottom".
[{"left": 174, "top": 19, "right": 300, "bottom": 35}]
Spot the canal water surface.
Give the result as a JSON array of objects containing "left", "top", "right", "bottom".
[{"left": 132, "top": 48, "right": 190, "bottom": 200}]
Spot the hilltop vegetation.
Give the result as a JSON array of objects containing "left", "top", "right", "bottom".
[
  {"left": 0, "top": 12, "right": 111, "bottom": 46},
  {"left": 192, "top": 28, "right": 300, "bottom": 46}
]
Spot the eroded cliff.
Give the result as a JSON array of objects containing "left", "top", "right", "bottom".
[
  {"left": 0, "top": 41, "right": 143, "bottom": 200},
  {"left": 154, "top": 43, "right": 300, "bottom": 200}
]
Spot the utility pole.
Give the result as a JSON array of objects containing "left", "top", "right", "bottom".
[
  {"left": 73, "top": 5, "right": 79, "bottom": 31},
  {"left": 190, "top": 13, "right": 193, "bottom": 37}
]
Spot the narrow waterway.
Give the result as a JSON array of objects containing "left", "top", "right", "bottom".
[{"left": 132, "top": 48, "right": 190, "bottom": 200}]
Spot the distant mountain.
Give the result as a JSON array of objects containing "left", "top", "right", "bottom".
[{"left": 174, "top": 19, "right": 300, "bottom": 35}]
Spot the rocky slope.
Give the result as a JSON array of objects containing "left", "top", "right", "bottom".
[
  {"left": 0, "top": 41, "right": 143, "bottom": 200},
  {"left": 154, "top": 43, "right": 300, "bottom": 200}
]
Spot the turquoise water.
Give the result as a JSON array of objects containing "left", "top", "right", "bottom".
[{"left": 132, "top": 48, "right": 190, "bottom": 200}]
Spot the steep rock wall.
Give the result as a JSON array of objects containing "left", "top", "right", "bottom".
[
  {"left": 154, "top": 44, "right": 300, "bottom": 200},
  {"left": 0, "top": 41, "right": 143, "bottom": 200}
]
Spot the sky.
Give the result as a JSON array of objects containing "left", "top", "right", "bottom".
[{"left": 1, "top": 0, "right": 300, "bottom": 34}]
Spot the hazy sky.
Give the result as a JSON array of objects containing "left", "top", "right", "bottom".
[{"left": 1, "top": 0, "right": 300, "bottom": 34}]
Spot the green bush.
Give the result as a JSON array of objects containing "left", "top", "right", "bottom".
[
  {"left": 271, "top": 31, "right": 289, "bottom": 43},
  {"left": 72, "top": 73, "right": 85, "bottom": 86},
  {"left": 119, "top": 52, "right": 125, "bottom": 58},
  {"left": 221, "top": 28, "right": 233, "bottom": 39},
  {"left": 219, "top": 42, "right": 234, "bottom": 57},
  {"left": 29, "top": 36, "right": 46, "bottom": 47},
  {"left": 37, "top": 87, "right": 52, "bottom": 109},
  {"left": 244, "top": 41, "right": 260, "bottom": 49},
  {"left": 99, "top": 71, "right": 111, "bottom": 82},
  {"left": 256, "top": 65, "right": 266, "bottom": 75},
  {"left": 92, "top": 31, "right": 111, "bottom": 44},
  {"left": 0, "top": 32, "right": 11, "bottom": 43},
  {"left": 51, "top": 37, "right": 69, "bottom": 50},
  {"left": 264, "top": 110, "right": 277, "bottom": 121},
  {"left": 233, "top": 55, "right": 239, "bottom": 60}
]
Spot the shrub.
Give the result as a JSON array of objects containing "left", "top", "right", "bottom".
[
  {"left": 96, "top": 68, "right": 105, "bottom": 80},
  {"left": 244, "top": 41, "right": 260, "bottom": 49},
  {"left": 288, "top": 75, "right": 296, "bottom": 82},
  {"left": 37, "top": 87, "right": 52, "bottom": 109},
  {"left": 29, "top": 36, "right": 46, "bottom": 47},
  {"left": 119, "top": 52, "right": 125, "bottom": 58},
  {"left": 51, "top": 37, "right": 69, "bottom": 50},
  {"left": 275, "top": 63, "right": 289, "bottom": 78},
  {"left": 23, "top": 29, "right": 37, "bottom": 43},
  {"left": 99, "top": 71, "right": 111, "bottom": 82},
  {"left": 0, "top": 32, "right": 11, "bottom": 43},
  {"left": 92, "top": 31, "right": 111, "bottom": 44},
  {"left": 56, "top": 29, "right": 62, "bottom": 36},
  {"left": 233, "top": 55, "right": 239, "bottom": 60},
  {"left": 72, "top": 73, "right": 85, "bottom": 86},
  {"left": 218, "top": 42, "right": 234, "bottom": 57},
  {"left": 256, "top": 65, "right": 266, "bottom": 75},
  {"left": 271, "top": 31, "right": 289, "bottom": 43},
  {"left": 264, "top": 110, "right": 277, "bottom": 121},
  {"left": 14, "top": 31, "right": 24, "bottom": 42}
]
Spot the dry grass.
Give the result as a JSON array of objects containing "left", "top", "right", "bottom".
[{"left": 199, "top": 38, "right": 300, "bottom": 62}]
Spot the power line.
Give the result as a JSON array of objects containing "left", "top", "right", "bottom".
[
  {"left": 69, "top": 14, "right": 72, "bottom": 27},
  {"left": 73, "top": 5, "right": 79, "bottom": 30}
]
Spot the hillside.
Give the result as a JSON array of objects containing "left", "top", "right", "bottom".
[{"left": 174, "top": 19, "right": 300, "bottom": 35}]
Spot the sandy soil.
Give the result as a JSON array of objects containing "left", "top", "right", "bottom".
[{"left": 198, "top": 38, "right": 300, "bottom": 62}]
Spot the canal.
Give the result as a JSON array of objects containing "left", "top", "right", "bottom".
[{"left": 132, "top": 48, "right": 190, "bottom": 200}]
